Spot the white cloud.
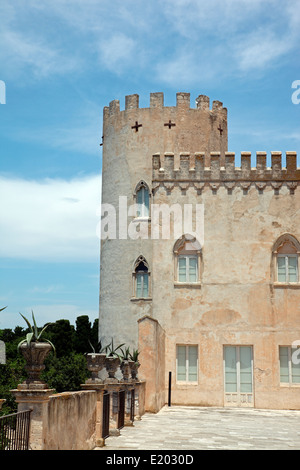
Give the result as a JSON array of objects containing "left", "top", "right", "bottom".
[
  {"left": 98, "top": 33, "right": 137, "bottom": 73},
  {"left": 156, "top": 0, "right": 300, "bottom": 84},
  {"left": 0, "top": 0, "right": 149, "bottom": 80},
  {"left": 0, "top": 174, "right": 101, "bottom": 262},
  {"left": 0, "top": 0, "right": 300, "bottom": 86},
  {"left": 235, "top": 29, "right": 294, "bottom": 72},
  {"left": 16, "top": 123, "right": 102, "bottom": 156},
  {"left": 7, "top": 100, "right": 103, "bottom": 156},
  {"left": 0, "top": 15, "right": 79, "bottom": 79},
  {"left": 1, "top": 0, "right": 299, "bottom": 88},
  {"left": 28, "top": 285, "right": 64, "bottom": 294}
]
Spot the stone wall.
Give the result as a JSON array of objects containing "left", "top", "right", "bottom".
[
  {"left": 138, "top": 316, "right": 165, "bottom": 412},
  {"left": 151, "top": 176, "right": 300, "bottom": 409},
  {"left": 99, "top": 92, "right": 300, "bottom": 411},
  {"left": 99, "top": 92, "right": 227, "bottom": 350},
  {"left": 43, "top": 391, "right": 97, "bottom": 450}
]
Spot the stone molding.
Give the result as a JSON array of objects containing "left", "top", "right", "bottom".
[{"left": 152, "top": 151, "right": 299, "bottom": 193}]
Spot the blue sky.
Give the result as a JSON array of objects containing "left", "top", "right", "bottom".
[{"left": 0, "top": 0, "right": 300, "bottom": 330}]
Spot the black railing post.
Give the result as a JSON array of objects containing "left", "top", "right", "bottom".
[
  {"left": 168, "top": 371, "right": 172, "bottom": 407},
  {"left": 117, "top": 390, "right": 125, "bottom": 430},
  {"left": 102, "top": 391, "right": 110, "bottom": 440}
]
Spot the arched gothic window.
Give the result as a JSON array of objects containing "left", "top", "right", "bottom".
[
  {"left": 173, "top": 234, "right": 202, "bottom": 285},
  {"left": 132, "top": 256, "right": 151, "bottom": 298},
  {"left": 272, "top": 234, "right": 300, "bottom": 284},
  {"left": 134, "top": 181, "right": 150, "bottom": 218}
]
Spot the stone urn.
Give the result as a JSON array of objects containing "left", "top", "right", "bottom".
[
  {"left": 105, "top": 356, "right": 120, "bottom": 382},
  {"left": 86, "top": 353, "right": 106, "bottom": 382},
  {"left": 0, "top": 399, "right": 6, "bottom": 410},
  {"left": 130, "top": 361, "right": 140, "bottom": 381},
  {"left": 19, "top": 342, "right": 53, "bottom": 389},
  {"left": 120, "top": 360, "right": 134, "bottom": 382}
]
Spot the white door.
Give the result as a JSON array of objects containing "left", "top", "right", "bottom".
[{"left": 224, "top": 346, "right": 253, "bottom": 407}]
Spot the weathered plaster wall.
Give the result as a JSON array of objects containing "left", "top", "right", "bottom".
[
  {"left": 99, "top": 93, "right": 227, "bottom": 349},
  {"left": 43, "top": 391, "right": 97, "bottom": 450},
  {"left": 138, "top": 316, "right": 165, "bottom": 412},
  {"left": 152, "top": 182, "right": 300, "bottom": 408},
  {"left": 99, "top": 92, "right": 300, "bottom": 410}
]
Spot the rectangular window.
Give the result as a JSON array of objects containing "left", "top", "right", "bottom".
[
  {"left": 178, "top": 256, "right": 198, "bottom": 283},
  {"left": 136, "top": 273, "right": 149, "bottom": 298},
  {"left": 224, "top": 346, "right": 253, "bottom": 393},
  {"left": 277, "top": 255, "right": 298, "bottom": 282},
  {"left": 137, "top": 187, "right": 149, "bottom": 217},
  {"left": 279, "top": 346, "right": 300, "bottom": 384},
  {"left": 176, "top": 345, "right": 198, "bottom": 382}
]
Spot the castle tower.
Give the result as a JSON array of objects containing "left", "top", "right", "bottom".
[
  {"left": 99, "top": 92, "right": 228, "bottom": 349},
  {"left": 99, "top": 92, "right": 300, "bottom": 411}
]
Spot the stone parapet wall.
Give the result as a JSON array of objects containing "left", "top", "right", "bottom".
[
  {"left": 43, "top": 390, "right": 97, "bottom": 450},
  {"left": 153, "top": 151, "right": 300, "bottom": 193}
]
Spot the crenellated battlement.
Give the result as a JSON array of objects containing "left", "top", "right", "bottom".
[
  {"left": 103, "top": 92, "right": 227, "bottom": 117},
  {"left": 152, "top": 151, "right": 300, "bottom": 193},
  {"left": 102, "top": 92, "right": 228, "bottom": 166}
]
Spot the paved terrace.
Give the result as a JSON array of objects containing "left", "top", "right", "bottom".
[{"left": 97, "top": 405, "right": 300, "bottom": 450}]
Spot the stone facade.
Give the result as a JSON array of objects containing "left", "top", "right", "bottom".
[{"left": 99, "top": 92, "right": 300, "bottom": 410}]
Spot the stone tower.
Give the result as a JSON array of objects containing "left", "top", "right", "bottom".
[
  {"left": 99, "top": 92, "right": 300, "bottom": 411},
  {"left": 99, "top": 92, "right": 228, "bottom": 349}
]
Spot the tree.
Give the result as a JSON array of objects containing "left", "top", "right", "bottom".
[
  {"left": 0, "top": 327, "right": 27, "bottom": 360},
  {"left": 42, "top": 354, "right": 90, "bottom": 392},
  {"left": 0, "top": 358, "right": 26, "bottom": 415},
  {"left": 74, "top": 315, "right": 92, "bottom": 354},
  {"left": 0, "top": 314, "right": 97, "bottom": 414},
  {"left": 45, "top": 319, "right": 75, "bottom": 357},
  {"left": 90, "top": 318, "right": 99, "bottom": 351}
]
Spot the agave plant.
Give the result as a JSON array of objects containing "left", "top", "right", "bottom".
[
  {"left": 17, "top": 311, "right": 55, "bottom": 352},
  {"left": 120, "top": 346, "right": 131, "bottom": 361},
  {"left": 130, "top": 349, "right": 140, "bottom": 363},
  {"left": 88, "top": 339, "right": 107, "bottom": 354},
  {"left": 0, "top": 306, "right": 7, "bottom": 312},
  {"left": 104, "top": 338, "right": 125, "bottom": 358}
]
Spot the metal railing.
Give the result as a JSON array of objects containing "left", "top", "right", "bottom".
[
  {"left": 117, "top": 390, "right": 125, "bottom": 430},
  {"left": 130, "top": 388, "right": 135, "bottom": 423},
  {"left": 102, "top": 388, "right": 136, "bottom": 441},
  {"left": 102, "top": 391, "right": 110, "bottom": 439},
  {"left": 0, "top": 410, "right": 31, "bottom": 450}
]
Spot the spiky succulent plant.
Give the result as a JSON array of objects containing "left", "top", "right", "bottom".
[{"left": 17, "top": 311, "right": 55, "bottom": 351}]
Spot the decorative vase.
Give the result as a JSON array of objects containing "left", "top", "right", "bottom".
[
  {"left": 105, "top": 356, "right": 120, "bottom": 381},
  {"left": 130, "top": 361, "right": 140, "bottom": 380},
  {"left": 120, "top": 360, "right": 134, "bottom": 382},
  {"left": 19, "top": 342, "right": 53, "bottom": 389},
  {"left": 86, "top": 353, "right": 106, "bottom": 382}
]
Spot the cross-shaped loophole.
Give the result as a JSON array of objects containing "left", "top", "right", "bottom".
[{"left": 131, "top": 121, "right": 142, "bottom": 132}]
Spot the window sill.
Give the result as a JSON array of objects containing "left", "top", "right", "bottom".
[
  {"left": 273, "top": 282, "right": 300, "bottom": 289},
  {"left": 176, "top": 381, "right": 199, "bottom": 386},
  {"left": 174, "top": 282, "right": 201, "bottom": 288},
  {"left": 130, "top": 297, "right": 152, "bottom": 302},
  {"left": 280, "top": 383, "right": 300, "bottom": 387}
]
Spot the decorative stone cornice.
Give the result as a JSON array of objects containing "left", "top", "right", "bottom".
[{"left": 152, "top": 151, "right": 299, "bottom": 194}]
